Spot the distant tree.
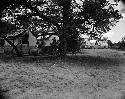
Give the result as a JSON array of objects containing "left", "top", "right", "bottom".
[
  {"left": 121, "top": 36, "right": 125, "bottom": 42},
  {"left": 0, "top": 0, "right": 122, "bottom": 57},
  {"left": 102, "top": 37, "right": 108, "bottom": 41},
  {"left": 107, "top": 40, "right": 113, "bottom": 48},
  {"left": 119, "top": 36, "right": 125, "bottom": 50}
]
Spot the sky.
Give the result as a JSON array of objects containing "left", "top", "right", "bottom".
[
  {"left": 1, "top": 0, "right": 125, "bottom": 43},
  {"left": 101, "top": 1, "right": 125, "bottom": 43},
  {"left": 76, "top": 0, "right": 125, "bottom": 43}
]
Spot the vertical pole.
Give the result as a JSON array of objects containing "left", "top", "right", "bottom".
[
  {"left": 21, "top": 38, "right": 23, "bottom": 55},
  {"left": 12, "top": 39, "right": 14, "bottom": 55}
]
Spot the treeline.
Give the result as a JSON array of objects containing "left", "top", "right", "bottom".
[{"left": 108, "top": 37, "right": 125, "bottom": 50}]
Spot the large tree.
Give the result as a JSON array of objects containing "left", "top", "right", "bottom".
[{"left": 0, "top": 0, "right": 122, "bottom": 57}]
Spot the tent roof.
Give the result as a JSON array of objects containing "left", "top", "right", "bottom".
[
  {"left": 7, "top": 29, "right": 27, "bottom": 39},
  {"left": 80, "top": 34, "right": 89, "bottom": 39}
]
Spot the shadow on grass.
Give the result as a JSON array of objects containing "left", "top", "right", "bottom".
[
  {"left": 0, "top": 94, "right": 6, "bottom": 99},
  {"left": 0, "top": 54, "right": 58, "bottom": 63},
  {"left": 0, "top": 90, "right": 8, "bottom": 99},
  {"left": 0, "top": 53, "right": 124, "bottom": 69},
  {"left": 65, "top": 55, "right": 123, "bottom": 68}
]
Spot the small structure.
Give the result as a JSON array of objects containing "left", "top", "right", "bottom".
[
  {"left": 37, "top": 34, "right": 59, "bottom": 54},
  {"left": 97, "top": 40, "right": 108, "bottom": 48},
  {"left": 0, "top": 30, "right": 60, "bottom": 55},
  {"left": 4, "top": 30, "right": 37, "bottom": 55},
  {"left": 0, "top": 38, "right": 5, "bottom": 53},
  {"left": 80, "top": 34, "right": 108, "bottom": 49}
]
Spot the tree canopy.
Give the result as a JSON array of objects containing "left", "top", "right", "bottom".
[{"left": 0, "top": 0, "right": 123, "bottom": 57}]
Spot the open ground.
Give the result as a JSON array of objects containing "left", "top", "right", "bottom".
[{"left": 0, "top": 49, "right": 125, "bottom": 99}]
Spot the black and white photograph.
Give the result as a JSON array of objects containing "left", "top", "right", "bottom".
[{"left": 0, "top": 0, "right": 125, "bottom": 99}]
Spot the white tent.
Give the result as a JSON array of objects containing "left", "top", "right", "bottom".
[
  {"left": 49, "top": 35, "right": 59, "bottom": 41},
  {"left": 80, "top": 34, "right": 89, "bottom": 39}
]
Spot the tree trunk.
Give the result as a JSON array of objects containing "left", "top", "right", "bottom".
[
  {"left": 58, "top": 34, "right": 67, "bottom": 59},
  {"left": 3, "top": 37, "right": 21, "bottom": 56},
  {"left": 58, "top": 0, "right": 72, "bottom": 59}
]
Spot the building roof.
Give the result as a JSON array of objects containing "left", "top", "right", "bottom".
[
  {"left": 80, "top": 34, "right": 89, "bottom": 39},
  {"left": 7, "top": 29, "right": 27, "bottom": 39}
]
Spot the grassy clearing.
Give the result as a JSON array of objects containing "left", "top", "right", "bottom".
[{"left": 0, "top": 49, "right": 125, "bottom": 99}]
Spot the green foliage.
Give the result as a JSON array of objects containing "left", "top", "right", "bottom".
[
  {"left": 119, "top": 36, "right": 125, "bottom": 50},
  {"left": 113, "top": 36, "right": 125, "bottom": 50},
  {"left": 0, "top": 21, "right": 16, "bottom": 37},
  {"left": 107, "top": 40, "right": 113, "bottom": 47},
  {"left": 0, "top": 0, "right": 122, "bottom": 56}
]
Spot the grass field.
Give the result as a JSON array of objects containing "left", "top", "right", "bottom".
[{"left": 0, "top": 49, "right": 125, "bottom": 99}]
